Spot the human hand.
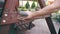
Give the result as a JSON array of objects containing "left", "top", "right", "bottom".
[
  {"left": 24, "top": 11, "right": 34, "bottom": 20},
  {"left": 17, "top": 11, "right": 34, "bottom": 24},
  {"left": 17, "top": 11, "right": 34, "bottom": 21}
]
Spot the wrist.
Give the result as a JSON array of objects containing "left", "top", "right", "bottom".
[{"left": 30, "top": 11, "right": 38, "bottom": 18}]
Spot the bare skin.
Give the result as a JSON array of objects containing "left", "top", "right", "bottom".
[{"left": 24, "top": 0, "right": 60, "bottom": 19}]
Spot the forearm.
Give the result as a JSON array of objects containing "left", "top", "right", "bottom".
[{"left": 31, "top": 4, "right": 60, "bottom": 18}]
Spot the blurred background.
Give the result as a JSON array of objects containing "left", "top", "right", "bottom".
[{"left": 0, "top": 0, "right": 60, "bottom": 34}]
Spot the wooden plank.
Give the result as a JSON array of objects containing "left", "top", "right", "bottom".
[
  {"left": 0, "top": 0, "right": 10, "bottom": 34},
  {"left": 0, "top": 0, "right": 18, "bottom": 34},
  {"left": 0, "top": 0, "right": 19, "bottom": 25}
]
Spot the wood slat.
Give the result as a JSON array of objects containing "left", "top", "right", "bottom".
[
  {"left": 0, "top": 0, "right": 18, "bottom": 34},
  {"left": 0, "top": 0, "right": 19, "bottom": 25}
]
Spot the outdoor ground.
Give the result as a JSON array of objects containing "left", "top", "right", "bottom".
[{"left": 17, "top": 18, "right": 60, "bottom": 34}]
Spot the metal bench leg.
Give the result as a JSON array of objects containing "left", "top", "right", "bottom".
[{"left": 45, "top": 17, "right": 57, "bottom": 34}]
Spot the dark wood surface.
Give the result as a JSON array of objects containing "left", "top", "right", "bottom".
[{"left": 0, "top": 0, "right": 19, "bottom": 25}]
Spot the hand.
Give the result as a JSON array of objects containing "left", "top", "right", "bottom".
[
  {"left": 17, "top": 11, "right": 34, "bottom": 24},
  {"left": 24, "top": 11, "right": 34, "bottom": 20},
  {"left": 17, "top": 11, "right": 34, "bottom": 20},
  {"left": 22, "top": 11, "right": 34, "bottom": 24}
]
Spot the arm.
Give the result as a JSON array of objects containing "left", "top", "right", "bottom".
[{"left": 28, "top": 0, "right": 60, "bottom": 18}]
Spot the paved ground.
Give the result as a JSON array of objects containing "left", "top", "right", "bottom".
[
  {"left": 17, "top": 19, "right": 60, "bottom": 34},
  {"left": 24, "top": 19, "right": 50, "bottom": 34}
]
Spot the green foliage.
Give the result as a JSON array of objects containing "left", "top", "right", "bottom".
[
  {"left": 52, "top": 13, "right": 60, "bottom": 23},
  {"left": 31, "top": 1, "right": 36, "bottom": 9},
  {"left": 52, "top": 11, "right": 60, "bottom": 23},
  {"left": 18, "top": 6, "right": 27, "bottom": 11},
  {"left": 25, "top": 1, "right": 30, "bottom": 9},
  {"left": 33, "top": 0, "right": 37, "bottom": 1},
  {"left": 28, "top": 0, "right": 37, "bottom": 1}
]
